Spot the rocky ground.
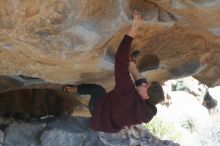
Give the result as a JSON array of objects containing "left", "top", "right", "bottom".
[{"left": 0, "top": 116, "right": 179, "bottom": 146}]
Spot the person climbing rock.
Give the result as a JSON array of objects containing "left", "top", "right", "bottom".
[{"left": 63, "top": 11, "right": 164, "bottom": 133}]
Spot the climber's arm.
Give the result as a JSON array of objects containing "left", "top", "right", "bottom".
[
  {"left": 129, "top": 61, "right": 143, "bottom": 81},
  {"left": 127, "top": 11, "right": 143, "bottom": 38},
  {"left": 114, "top": 11, "right": 143, "bottom": 94}
]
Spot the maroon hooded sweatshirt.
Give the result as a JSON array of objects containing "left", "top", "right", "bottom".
[{"left": 91, "top": 35, "right": 157, "bottom": 133}]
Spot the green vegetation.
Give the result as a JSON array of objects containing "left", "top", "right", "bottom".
[
  {"left": 143, "top": 117, "right": 182, "bottom": 142},
  {"left": 182, "top": 117, "right": 196, "bottom": 133}
]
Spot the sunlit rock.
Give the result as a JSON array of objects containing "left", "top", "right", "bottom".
[{"left": 0, "top": 0, "right": 220, "bottom": 87}]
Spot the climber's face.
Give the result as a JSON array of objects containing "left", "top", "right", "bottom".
[{"left": 136, "top": 83, "right": 150, "bottom": 100}]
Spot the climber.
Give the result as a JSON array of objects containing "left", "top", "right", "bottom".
[{"left": 63, "top": 11, "right": 164, "bottom": 133}]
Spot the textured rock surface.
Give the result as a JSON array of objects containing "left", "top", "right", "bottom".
[
  {"left": 0, "top": 87, "right": 80, "bottom": 119},
  {"left": 0, "top": 116, "right": 179, "bottom": 146},
  {"left": 4, "top": 122, "right": 46, "bottom": 146},
  {"left": 0, "top": 130, "right": 3, "bottom": 146},
  {"left": 0, "top": 0, "right": 220, "bottom": 89}
]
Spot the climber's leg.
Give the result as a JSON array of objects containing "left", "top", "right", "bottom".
[
  {"left": 64, "top": 84, "right": 106, "bottom": 114},
  {"left": 78, "top": 84, "right": 107, "bottom": 114}
]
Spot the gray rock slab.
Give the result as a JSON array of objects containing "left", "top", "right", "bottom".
[
  {"left": 40, "top": 116, "right": 102, "bottom": 146},
  {"left": 4, "top": 122, "right": 46, "bottom": 146},
  {"left": 41, "top": 129, "right": 97, "bottom": 146},
  {"left": 0, "top": 129, "right": 4, "bottom": 145},
  {"left": 40, "top": 116, "right": 179, "bottom": 146}
]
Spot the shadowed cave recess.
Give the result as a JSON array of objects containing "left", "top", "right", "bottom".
[{"left": 0, "top": 75, "right": 80, "bottom": 122}]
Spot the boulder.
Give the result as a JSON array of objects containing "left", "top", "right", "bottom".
[
  {"left": 0, "top": 116, "right": 180, "bottom": 146},
  {"left": 0, "top": 0, "right": 220, "bottom": 88}
]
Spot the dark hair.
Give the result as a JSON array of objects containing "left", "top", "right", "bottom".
[{"left": 146, "top": 81, "right": 164, "bottom": 105}]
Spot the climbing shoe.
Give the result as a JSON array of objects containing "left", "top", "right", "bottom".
[{"left": 63, "top": 85, "right": 76, "bottom": 93}]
